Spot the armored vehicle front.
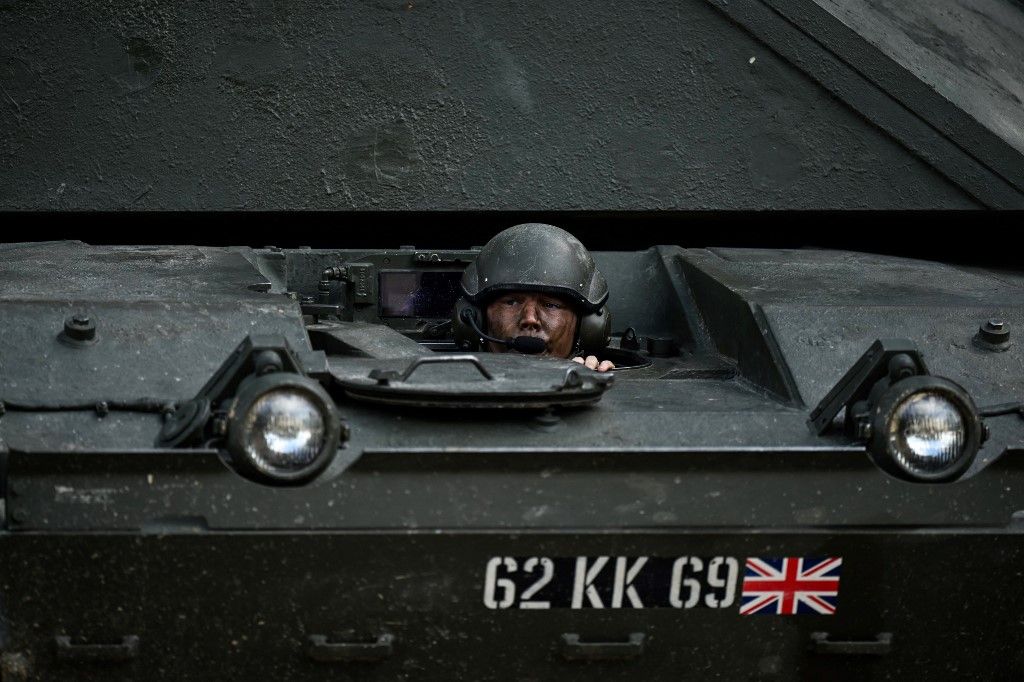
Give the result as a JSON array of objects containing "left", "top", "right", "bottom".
[{"left": 1, "top": 238, "right": 1022, "bottom": 680}]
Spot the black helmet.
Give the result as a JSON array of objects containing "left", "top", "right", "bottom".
[
  {"left": 454, "top": 224, "right": 611, "bottom": 354},
  {"left": 460, "top": 223, "right": 609, "bottom": 312}
]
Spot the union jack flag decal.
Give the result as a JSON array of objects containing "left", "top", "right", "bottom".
[{"left": 739, "top": 557, "right": 842, "bottom": 615}]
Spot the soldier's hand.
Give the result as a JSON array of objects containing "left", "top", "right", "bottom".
[{"left": 573, "top": 355, "right": 615, "bottom": 372}]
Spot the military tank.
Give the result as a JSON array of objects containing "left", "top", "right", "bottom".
[{"left": 0, "top": 236, "right": 1022, "bottom": 680}]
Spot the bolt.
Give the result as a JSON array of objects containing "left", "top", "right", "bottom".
[
  {"left": 534, "top": 409, "right": 560, "bottom": 428},
  {"left": 11, "top": 509, "right": 27, "bottom": 524},
  {"left": 976, "top": 318, "right": 1010, "bottom": 348},
  {"left": 62, "top": 315, "right": 96, "bottom": 342}
]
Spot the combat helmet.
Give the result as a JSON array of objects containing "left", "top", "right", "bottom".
[{"left": 453, "top": 223, "right": 611, "bottom": 354}]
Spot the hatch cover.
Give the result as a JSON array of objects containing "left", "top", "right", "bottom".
[{"left": 329, "top": 354, "right": 613, "bottom": 408}]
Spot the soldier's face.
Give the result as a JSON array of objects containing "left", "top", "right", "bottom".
[{"left": 485, "top": 292, "right": 578, "bottom": 358}]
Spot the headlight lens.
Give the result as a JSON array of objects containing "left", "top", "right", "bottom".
[
  {"left": 242, "top": 389, "right": 326, "bottom": 473},
  {"left": 888, "top": 393, "right": 964, "bottom": 475},
  {"left": 226, "top": 373, "right": 342, "bottom": 485},
  {"left": 869, "top": 376, "right": 981, "bottom": 482}
]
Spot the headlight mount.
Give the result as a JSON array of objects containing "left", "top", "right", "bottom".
[
  {"left": 809, "top": 338, "right": 988, "bottom": 483},
  {"left": 156, "top": 335, "right": 346, "bottom": 485}
]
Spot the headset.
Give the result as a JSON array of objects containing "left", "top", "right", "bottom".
[{"left": 452, "top": 296, "right": 610, "bottom": 356}]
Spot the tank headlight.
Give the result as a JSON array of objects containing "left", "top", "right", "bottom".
[
  {"left": 226, "top": 374, "right": 341, "bottom": 484},
  {"left": 868, "top": 376, "right": 981, "bottom": 482},
  {"left": 243, "top": 390, "right": 326, "bottom": 470}
]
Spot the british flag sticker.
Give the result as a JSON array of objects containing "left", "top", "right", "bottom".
[{"left": 739, "top": 557, "right": 842, "bottom": 615}]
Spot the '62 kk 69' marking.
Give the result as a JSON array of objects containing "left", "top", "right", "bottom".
[{"left": 483, "top": 556, "right": 739, "bottom": 610}]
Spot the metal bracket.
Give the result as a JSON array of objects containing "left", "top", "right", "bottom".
[
  {"left": 155, "top": 335, "right": 328, "bottom": 448},
  {"left": 807, "top": 339, "right": 927, "bottom": 435},
  {"left": 301, "top": 303, "right": 345, "bottom": 317},
  {"left": 347, "top": 263, "right": 375, "bottom": 304}
]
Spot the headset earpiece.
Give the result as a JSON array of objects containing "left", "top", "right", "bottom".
[
  {"left": 577, "top": 305, "right": 611, "bottom": 356},
  {"left": 452, "top": 298, "right": 484, "bottom": 351}
]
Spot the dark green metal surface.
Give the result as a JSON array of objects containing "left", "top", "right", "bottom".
[{"left": 3, "top": 531, "right": 1024, "bottom": 680}]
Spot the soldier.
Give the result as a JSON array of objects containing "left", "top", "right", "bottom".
[{"left": 454, "top": 223, "right": 615, "bottom": 372}]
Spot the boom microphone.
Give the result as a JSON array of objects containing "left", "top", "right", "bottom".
[
  {"left": 461, "top": 309, "right": 547, "bottom": 355},
  {"left": 508, "top": 336, "right": 547, "bottom": 354}
]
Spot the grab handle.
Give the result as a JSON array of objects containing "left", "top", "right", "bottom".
[
  {"left": 560, "top": 633, "right": 645, "bottom": 661},
  {"left": 307, "top": 633, "right": 394, "bottom": 662},
  {"left": 369, "top": 355, "right": 493, "bottom": 384},
  {"left": 810, "top": 632, "right": 892, "bottom": 656},
  {"left": 55, "top": 635, "right": 139, "bottom": 662}
]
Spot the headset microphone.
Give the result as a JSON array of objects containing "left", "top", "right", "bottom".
[{"left": 460, "top": 309, "right": 547, "bottom": 355}]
